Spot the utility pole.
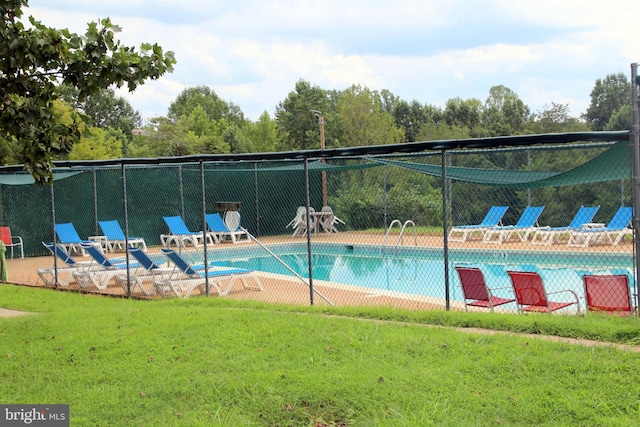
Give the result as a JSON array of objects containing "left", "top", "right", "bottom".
[{"left": 311, "top": 110, "right": 327, "bottom": 207}]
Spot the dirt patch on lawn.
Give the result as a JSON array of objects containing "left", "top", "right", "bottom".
[{"left": 0, "top": 308, "right": 34, "bottom": 318}]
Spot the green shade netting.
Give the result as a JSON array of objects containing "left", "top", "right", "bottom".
[
  {"left": 370, "top": 140, "right": 631, "bottom": 188},
  {"left": 0, "top": 171, "right": 81, "bottom": 185}
]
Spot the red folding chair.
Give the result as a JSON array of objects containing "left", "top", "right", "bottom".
[
  {"left": 583, "top": 274, "right": 635, "bottom": 315},
  {"left": 507, "top": 270, "right": 580, "bottom": 314},
  {"left": 455, "top": 266, "right": 515, "bottom": 311}
]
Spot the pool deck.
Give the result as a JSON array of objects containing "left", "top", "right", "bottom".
[{"left": 2, "top": 231, "right": 635, "bottom": 311}]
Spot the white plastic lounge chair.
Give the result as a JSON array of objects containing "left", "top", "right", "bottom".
[
  {"left": 0, "top": 226, "right": 23, "bottom": 259},
  {"left": 319, "top": 206, "right": 345, "bottom": 233},
  {"left": 206, "top": 212, "right": 249, "bottom": 244},
  {"left": 37, "top": 242, "right": 95, "bottom": 286},
  {"left": 98, "top": 220, "right": 147, "bottom": 253},
  {"left": 286, "top": 206, "right": 306, "bottom": 236},
  {"left": 448, "top": 206, "right": 509, "bottom": 243},
  {"left": 72, "top": 242, "right": 139, "bottom": 291},
  {"left": 567, "top": 206, "right": 633, "bottom": 248},
  {"left": 158, "top": 248, "right": 262, "bottom": 297},
  {"left": 531, "top": 206, "right": 600, "bottom": 246},
  {"left": 115, "top": 247, "right": 174, "bottom": 296},
  {"left": 482, "top": 206, "right": 545, "bottom": 244},
  {"left": 287, "top": 206, "right": 318, "bottom": 236},
  {"left": 54, "top": 222, "right": 93, "bottom": 256},
  {"left": 160, "top": 215, "right": 215, "bottom": 249}
]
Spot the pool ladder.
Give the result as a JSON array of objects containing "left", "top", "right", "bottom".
[
  {"left": 381, "top": 220, "right": 419, "bottom": 284},
  {"left": 381, "top": 219, "right": 418, "bottom": 253}
]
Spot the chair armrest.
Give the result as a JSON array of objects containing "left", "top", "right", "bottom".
[{"left": 547, "top": 289, "right": 581, "bottom": 313}]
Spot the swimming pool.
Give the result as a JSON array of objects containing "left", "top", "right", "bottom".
[{"left": 198, "top": 242, "right": 635, "bottom": 308}]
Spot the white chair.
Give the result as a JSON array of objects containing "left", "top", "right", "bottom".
[
  {"left": 319, "top": 206, "right": 345, "bottom": 233},
  {"left": 287, "top": 206, "right": 318, "bottom": 236}
]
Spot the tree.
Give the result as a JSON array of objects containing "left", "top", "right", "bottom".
[
  {"left": 525, "top": 103, "right": 589, "bottom": 134},
  {"left": 392, "top": 100, "right": 429, "bottom": 142},
  {"left": 58, "top": 85, "right": 141, "bottom": 156},
  {"left": 336, "top": 84, "right": 405, "bottom": 146},
  {"left": 0, "top": 0, "right": 175, "bottom": 183},
  {"left": 585, "top": 72, "right": 630, "bottom": 131},
  {"left": 168, "top": 86, "right": 245, "bottom": 126},
  {"left": 243, "top": 112, "right": 278, "bottom": 152},
  {"left": 275, "top": 80, "right": 331, "bottom": 151},
  {"left": 482, "top": 85, "right": 530, "bottom": 136}
]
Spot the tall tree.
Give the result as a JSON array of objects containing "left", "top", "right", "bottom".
[
  {"left": 168, "top": 86, "right": 245, "bottom": 126},
  {"left": 482, "top": 85, "right": 530, "bottom": 136},
  {"left": 337, "top": 85, "right": 405, "bottom": 147},
  {"left": 244, "top": 112, "right": 278, "bottom": 152},
  {"left": 275, "top": 80, "right": 331, "bottom": 151},
  {"left": 526, "top": 103, "right": 589, "bottom": 134},
  {"left": 585, "top": 72, "right": 631, "bottom": 131},
  {"left": 392, "top": 99, "right": 429, "bottom": 142},
  {"left": 57, "top": 85, "right": 141, "bottom": 156},
  {"left": 0, "top": 0, "right": 175, "bottom": 183}
]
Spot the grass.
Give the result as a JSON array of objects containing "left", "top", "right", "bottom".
[{"left": 2, "top": 285, "right": 640, "bottom": 426}]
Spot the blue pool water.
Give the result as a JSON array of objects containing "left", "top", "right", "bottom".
[{"left": 195, "top": 243, "right": 635, "bottom": 307}]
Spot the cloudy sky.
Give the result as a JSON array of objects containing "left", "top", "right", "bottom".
[{"left": 28, "top": 0, "right": 639, "bottom": 123}]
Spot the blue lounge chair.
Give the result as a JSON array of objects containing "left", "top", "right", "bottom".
[
  {"left": 98, "top": 220, "right": 147, "bottom": 253},
  {"left": 483, "top": 206, "right": 545, "bottom": 244},
  {"left": 115, "top": 247, "right": 174, "bottom": 296},
  {"left": 567, "top": 206, "right": 633, "bottom": 247},
  {"left": 531, "top": 206, "right": 600, "bottom": 246},
  {"left": 159, "top": 248, "right": 262, "bottom": 297},
  {"left": 37, "top": 242, "right": 95, "bottom": 286},
  {"left": 205, "top": 212, "right": 249, "bottom": 244},
  {"left": 72, "top": 242, "right": 139, "bottom": 290},
  {"left": 161, "top": 215, "right": 214, "bottom": 249},
  {"left": 448, "top": 206, "right": 509, "bottom": 243},
  {"left": 54, "top": 222, "right": 93, "bottom": 256}
]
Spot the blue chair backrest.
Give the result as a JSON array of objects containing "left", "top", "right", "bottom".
[
  {"left": 99, "top": 220, "right": 125, "bottom": 240},
  {"left": 608, "top": 206, "right": 633, "bottom": 229},
  {"left": 128, "top": 247, "right": 160, "bottom": 271},
  {"left": 568, "top": 206, "right": 600, "bottom": 229},
  {"left": 481, "top": 206, "right": 509, "bottom": 227},
  {"left": 80, "top": 242, "right": 115, "bottom": 268},
  {"left": 163, "top": 216, "right": 193, "bottom": 235},
  {"left": 205, "top": 213, "right": 229, "bottom": 233},
  {"left": 514, "top": 206, "right": 544, "bottom": 228},
  {"left": 55, "top": 223, "right": 83, "bottom": 243},
  {"left": 43, "top": 242, "right": 76, "bottom": 266},
  {"left": 161, "top": 248, "right": 199, "bottom": 276}
]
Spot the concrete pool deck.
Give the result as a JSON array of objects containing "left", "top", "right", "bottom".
[{"left": 1, "top": 231, "right": 635, "bottom": 311}]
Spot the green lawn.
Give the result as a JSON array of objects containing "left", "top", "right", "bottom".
[{"left": 1, "top": 284, "right": 640, "bottom": 426}]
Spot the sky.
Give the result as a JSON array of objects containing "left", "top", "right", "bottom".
[{"left": 27, "top": 0, "right": 640, "bottom": 124}]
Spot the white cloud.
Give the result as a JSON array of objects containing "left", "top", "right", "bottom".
[{"left": 26, "top": 0, "right": 639, "bottom": 122}]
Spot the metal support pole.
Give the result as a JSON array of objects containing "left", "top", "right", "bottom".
[
  {"left": 179, "top": 165, "right": 185, "bottom": 219},
  {"left": 200, "top": 160, "right": 210, "bottom": 295},
  {"left": 50, "top": 183, "right": 58, "bottom": 287},
  {"left": 304, "top": 159, "right": 314, "bottom": 305},
  {"left": 93, "top": 170, "right": 99, "bottom": 235},
  {"left": 254, "top": 162, "right": 260, "bottom": 237},
  {"left": 631, "top": 63, "right": 640, "bottom": 314},
  {"left": 121, "top": 164, "right": 131, "bottom": 296},
  {"left": 442, "top": 149, "right": 450, "bottom": 310}
]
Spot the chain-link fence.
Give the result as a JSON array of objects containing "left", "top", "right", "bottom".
[{"left": 1, "top": 131, "right": 637, "bottom": 313}]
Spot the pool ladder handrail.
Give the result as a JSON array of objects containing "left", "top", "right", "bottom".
[{"left": 381, "top": 219, "right": 418, "bottom": 253}]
